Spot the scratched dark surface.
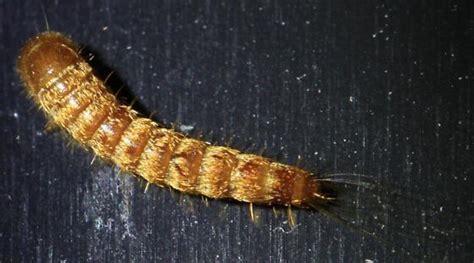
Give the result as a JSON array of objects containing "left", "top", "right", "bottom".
[{"left": 1, "top": 1, "right": 472, "bottom": 262}]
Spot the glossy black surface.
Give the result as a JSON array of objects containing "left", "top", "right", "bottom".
[{"left": 1, "top": 1, "right": 472, "bottom": 262}]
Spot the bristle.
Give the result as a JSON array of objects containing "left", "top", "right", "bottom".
[{"left": 306, "top": 174, "right": 455, "bottom": 260}]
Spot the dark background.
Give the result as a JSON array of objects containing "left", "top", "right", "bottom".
[{"left": 1, "top": 1, "right": 472, "bottom": 262}]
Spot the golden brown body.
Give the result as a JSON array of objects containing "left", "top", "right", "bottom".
[{"left": 17, "top": 32, "right": 324, "bottom": 209}]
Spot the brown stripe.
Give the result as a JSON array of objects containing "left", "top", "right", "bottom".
[
  {"left": 135, "top": 127, "right": 181, "bottom": 184},
  {"left": 195, "top": 146, "right": 239, "bottom": 199},
  {"left": 228, "top": 154, "right": 270, "bottom": 203},
  {"left": 166, "top": 138, "right": 207, "bottom": 192},
  {"left": 290, "top": 170, "right": 308, "bottom": 206},
  {"left": 68, "top": 91, "right": 115, "bottom": 144},
  {"left": 112, "top": 118, "right": 154, "bottom": 171},
  {"left": 88, "top": 105, "right": 135, "bottom": 159},
  {"left": 39, "top": 63, "right": 93, "bottom": 113},
  {"left": 269, "top": 163, "right": 297, "bottom": 205}
]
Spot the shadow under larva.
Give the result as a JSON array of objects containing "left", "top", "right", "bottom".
[{"left": 16, "top": 31, "right": 457, "bottom": 261}]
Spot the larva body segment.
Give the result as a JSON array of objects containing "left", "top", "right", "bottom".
[{"left": 17, "top": 32, "right": 327, "bottom": 210}]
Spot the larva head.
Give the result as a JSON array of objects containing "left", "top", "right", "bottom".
[{"left": 17, "top": 32, "right": 81, "bottom": 97}]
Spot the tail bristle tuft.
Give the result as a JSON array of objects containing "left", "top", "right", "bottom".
[{"left": 305, "top": 173, "right": 458, "bottom": 260}]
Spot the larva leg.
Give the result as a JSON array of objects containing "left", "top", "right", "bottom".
[
  {"left": 202, "top": 196, "right": 209, "bottom": 207},
  {"left": 148, "top": 111, "right": 157, "bottom": 119},
  {"left": 295, "top": 155, "right": 303, "bottom": 167},
  {"left": 144, "top": 182, "right": 151, "bottom": 193},
  {"left": 103, "top": 71, "right": 114, "bottom": 84},
  {"left": 44, "top": 120, "right": 60, "bottom": 133},
  {"left": 249, "top": 203, "right": 255, "bottom": 222},
  {"left": 127, "top": 97, "right": 138, "bottom": 110},
  {"left": 287, "top": 206, "right": 296, "bottom": 227},
  {"left": 256, "top": 147, "right": 266, "bottom": 156},
  {"left": 90, "top": 154, "right": 97, "bottom": 165},
  {"left": 272, "top": 206, "right": 279, "bottom": 217}
]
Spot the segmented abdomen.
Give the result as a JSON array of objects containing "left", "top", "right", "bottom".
[{"left": 17, "top": 32, "right": 321, "bottom": 209}]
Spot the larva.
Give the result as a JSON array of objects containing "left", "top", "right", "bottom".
[
  {"left": 16, "top": 31, "right": 339, "bottom": 215},
  {"left": 18, "top": 32, "right": 459, "bottom": 260}
]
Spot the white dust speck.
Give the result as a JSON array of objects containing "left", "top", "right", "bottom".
[
  {"left": 95, "top": 217, "right": 104, "bottom": 230},
  {"left": 296, "top": 74, "right": 307, "bottom": 81},
  {"left": 179, "top": 124, "right": 195, "bottom": 133}
]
